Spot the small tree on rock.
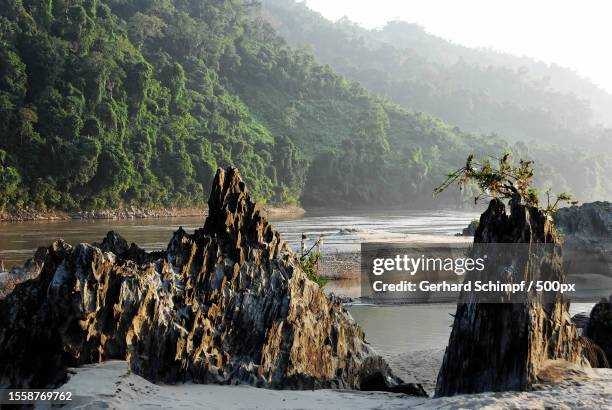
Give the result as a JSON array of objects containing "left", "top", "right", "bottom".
[{"left": 434, "top": 153, "right": 577, "bottom": 217}]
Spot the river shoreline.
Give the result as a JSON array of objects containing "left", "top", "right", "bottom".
[
  {"left": 0, "top": 205, "right": 305, "bottom": 222},
  {"left": 3, "top": 207, "right": 610, "bottom": 408}
]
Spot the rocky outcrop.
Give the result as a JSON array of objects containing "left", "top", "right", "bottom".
[
  {"left": 556, "top": 201, "right": 612, "bottom": 238},
  {"left": 585, "top": 297, "right": 612, "bottom": 366},
  {"left": 578, "top": 336, "right": 609, "bottom": 368},
  {"left": 0, "top": 168, "right": 424, "bottom": 396},
  {"left": 0, "top": 255, "right": 42, "bottom": 299},
  {"left": 555, "top": 202, "right": 612, "bottom": 278},
  {"left": 460, "top": 201, "right": 612, "bottom": 241},
  {"left": 572, "top": 312, "right": 591, "bottom": 333},
  {"left": 456, "top": 220, "right": 478, "bottom": 236},
  {"left": 435, "top": 196, "right": 587, "bottom": 397}
]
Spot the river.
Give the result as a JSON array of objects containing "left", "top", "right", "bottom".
[
  {"left": 0, "top": 209, "right": 476, "bottom": 269},
  {"left": 0, "top": 210, "right": 594, "bottom": 355}
]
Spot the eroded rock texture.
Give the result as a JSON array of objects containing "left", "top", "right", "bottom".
[
  {"left": 435, "top": 197, "right": 587, "bottom": 397},
  {"left": 556, "top": 201, "right": 612, "bottom": 238},
  {"left": 556, "top": 201, "right": 612, "bottom": 278},
  {"left": 0, "top": 168, "right": 424, "bottom": 396},
  {"left": 585, "top": 298, "right": 612, "bottom": 366}
]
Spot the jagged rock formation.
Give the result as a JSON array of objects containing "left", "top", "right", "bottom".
[
  {"left": 556, "top": 201, "right": 612, "bottom": 278},
  {"left": 578, "top": 336, "right": 609, "bottom": 368},
  {"left": 572, "top": 312, "right": 591, "bottom": 333},
  {"left": 0, "top": 255, "right": 42, "bottom": 298},
  {"left": 0, "top": 168, "right": 425, "bottom": 396},
  {"left": 585, "top": 297, "right": 612, "bottom": 366},
  {"left": 556, "top": 201, "right": 612, "bottom": 238},
  {"left": 462, "top": 201, "right": 612, "bottom": 239},
  {"left": 435, "top": 196, "right": 587, "bottom": 397},
  {"left": 570, "top": 312, "right": 610, "bottom": 368}
]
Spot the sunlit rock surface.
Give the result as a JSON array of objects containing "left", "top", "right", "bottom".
[
  {"left": 0, "top": 168, "right": 425, "bottom": 396},
  {"left": 436, "top": 197, "right": 588, "bottom": 396}
]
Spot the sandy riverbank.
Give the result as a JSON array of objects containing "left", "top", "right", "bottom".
[
  {"left": 0, "top": 205, "right": 304, "bottom": 222},
  {"left": 17, "top": 226, "right": 612, "bottom": 408},
  {"left": 0, "top": 207, "right": 208, "bottom": 222},
  {"left": 265, "top": 205, "right": 306, "bottom": 218},
  {"left": 320, "top": 232, "right": 472, "bottom": 280},
  {"left": 52, "top": 357, "right": 612, "bottom": 409}
]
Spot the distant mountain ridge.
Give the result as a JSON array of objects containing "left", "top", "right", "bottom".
[
  {"left": 262, "top": 0, "right": 612, "bottom": 145},
  {"left": 0, "top": 0, "right": 506, "bottom": 210},
  {"left": 0, "top": 0, "right": 609, "bottom": 211},
  {"left": 374, "top": 20, "right": 612, "bottom": 128}
]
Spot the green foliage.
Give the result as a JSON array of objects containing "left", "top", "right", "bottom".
[
  {"left": 299, "top": 252, "right": 327, "bottom": 288},
  {"left": 434, "top": 153, "right": 577, "bottom": 213},
  {"left": 1, "top": 0, "right": 607, "bottom": 213},
  {"left": 262, "top": 0, "right": 612, "bottom": 142},
  {"left": 0, "top": 0, "right": 302, "bottom": 209},
  {"left": 544, "top": 190, "right": 577, "bottom": 217},
  {"left": 0, "top": 165, "right": 21, "bottom": 208},
  {"left": 0, "top": 0, "right": 505, "bottom": 211},
  {"left": 262, "top": 0, "right": 612, "bottom": 204}
]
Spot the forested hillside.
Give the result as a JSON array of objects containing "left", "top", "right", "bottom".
[
  {"left": 0, "top": 0, "right": 609, "bottom": 211},
  {"left": 262, "top": 0, "right": 612, "bottom": 147}
]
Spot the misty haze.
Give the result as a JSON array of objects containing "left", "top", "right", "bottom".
[{"left": 0, "top": 1, "right": 611, "bottom": 409}]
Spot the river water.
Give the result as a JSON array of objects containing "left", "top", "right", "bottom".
[
  {"left": 0, "top": 209, "right": 476, "bottom": 269},
  {"left": 0, "top": 210, "right": 594, "bottom": 355}
]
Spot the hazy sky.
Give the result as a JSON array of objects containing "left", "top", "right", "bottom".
[{"left": 305, "top": 0, "right": 612, "bottom": 94}]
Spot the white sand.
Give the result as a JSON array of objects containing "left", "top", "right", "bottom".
[
  {"left": 33, "top": 230, "right": 611, "bottom": 409},
  {"left": 427, "top": 364, "right": 612, "bottom": 409},
  {"left": 50, "top": 359, "right": 612, "bottom": 410},
  {"left": 25, "top": 229, "right": 612, "bottom": 409},
  {"left": 349, "top": 231, "right": 472, "bottom": 246},
  {"left": 386, "top": 348, "right": 445, "bottom": 394},
  {"left": 52, "top": 361, "right": 425, "bottom": 409}
]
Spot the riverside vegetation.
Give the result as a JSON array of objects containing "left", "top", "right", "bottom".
[
  {"left": 262, "top": 0, "right": 612, "bottom": 203},
  {"left": 1, "top": 0, "right": 610, "bottom": 215}
]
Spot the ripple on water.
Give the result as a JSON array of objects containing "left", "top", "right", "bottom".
[{"left": 0, "top": 210, "right": 477, "bottom": 269}]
